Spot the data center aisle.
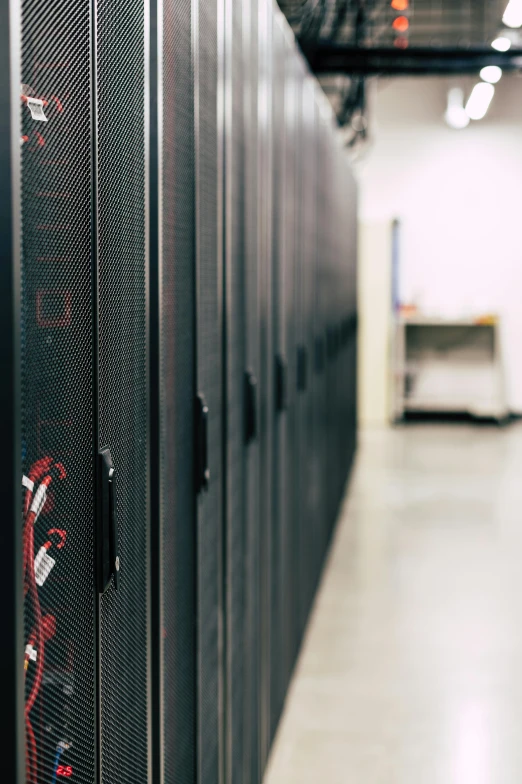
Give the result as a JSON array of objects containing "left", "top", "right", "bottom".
[{"left": 264, "top": 424, "right": 522, "bottom": 784}]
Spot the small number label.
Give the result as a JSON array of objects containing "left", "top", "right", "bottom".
[{"left": 57, "top": 765, "right": 73, "bottom": 777}]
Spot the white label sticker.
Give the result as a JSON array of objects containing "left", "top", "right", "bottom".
[
  {"left": 34, "top": 548, "right": 56, "bottom": 586},
  {"left": 27, "top": 97, "right": 48, "bottom": 122},
  {"left": 30, "top": 648, "right": 37, "bottom": 662},
  {"left": 22, "top": 475, "right": 34, "bottom": 492}
]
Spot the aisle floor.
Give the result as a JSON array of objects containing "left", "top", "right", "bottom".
[{"left": 263, "top": 424, "right": 522, "bottom": 784}]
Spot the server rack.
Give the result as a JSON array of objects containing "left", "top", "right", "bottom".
[
  {"left": 281, "top": 36, "right": 300, "bottom": 686},
  {"left": 193, "top": 0, "right": 224, "bottom": 780},
  {"left": 157, "top": 0, "right": 198, "bottom": 782},
  {"left": 268, "top": 11, "right": 287, "bottom": 746},
  {"left": 5, "top": 0, "right": 358, "bottom": 781},
  {"left": 223, "top": 0, "right": 247, "bottom": 780},
  {"left": 257, "top": 0, "right": 274, "bottom": 770},
  {"left": 20, "top": 2, "right": 97, "bottom": 782},
  {"left": 96, "top": 1, "right": 150, "bottom": 780},
  {"left": 241, "top": 0, "right": 262, "bottom": 780}
]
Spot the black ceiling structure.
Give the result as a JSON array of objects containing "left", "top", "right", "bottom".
[{"left": 276, "top": 0, "right": 522, "bottom": 136}]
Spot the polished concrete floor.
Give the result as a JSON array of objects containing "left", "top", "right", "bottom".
[{"left": 264, "top": 424, "right": 522, "bottom": 784}]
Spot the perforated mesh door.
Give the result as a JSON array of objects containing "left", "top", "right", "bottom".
[
  {"left": 161, "top": 0, "right": 197, "bottom": 781},
  {"left": 96, "top": 0, "right": 150, "bottom": 781},
  {"left": 315, "top": 112, "right": 330, "bottom": 561},
  {"left": 194, "top": 0, "right": 223, "bottom": 780},
  {"left": 269, "top": 15, "right": 287, "bottom": 744},
  {"left": 257, "top": 0, "right": 273, "bottom": 771},
  {"left": 242, "top": 0, "right": 261, "bottom": 778},
  {"left": 20, "top": 1, "right": 95, "bottom": 782},
  {"left": 282, "top": 41, "right": 298, "bottom": 683},
  {"left": 292, "top": 57, "right": 308, "bottom": 648},
  {"left": 223, "top": 0, "right": 246, "bottom": 780},
  {"left": 301, "top": 78, "right": 318, "bottom": 620}
]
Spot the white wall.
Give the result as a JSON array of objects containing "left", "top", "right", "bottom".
[
  {"left": 356, "top": 75, "right": 522, "bottom": 411},
  {"left": 358, "top": 222, "right": 393, "bottom": 427}
]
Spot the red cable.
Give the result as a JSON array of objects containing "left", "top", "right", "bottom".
[
  {"left": 25, "top": 522, "right": 44, "bottom": 716},
  {"left": 24, "top": 456, "right": 53, "bottom": 515},
  {"left": 23, "top": 458, "right": 66, "bottom": 783},
  {"left": 25, "top": 714, "right": 38, "bottom": 784}
]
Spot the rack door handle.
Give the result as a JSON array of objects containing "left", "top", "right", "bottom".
[
  {"left": 275, "top": 355, "right": 287, "bottom": 412},
  {"left": 98, "top": 447, "right": 120, "bottom": 593},
  {"left": 297, "top": 345, "right": 308, "bottom": 392},
  {"left": 244, "top": 371, "right": 258, "bottom": 443},
  {"left": 195, "top": 394, "right": 210, "bottom": 493}
]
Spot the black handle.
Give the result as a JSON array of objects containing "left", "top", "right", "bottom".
[
  {"left": 297, "top": 345, "right": 308, "bottom": 392},
  {"left": 274, "top": 355, "right": 287, "bottom": 413},
  {"left": 314, "top": 337, "right": 325, "bottom": 374},
  {"left": 195, "top": 394, "right": 210, "bottom": 493},
  {"left": 98, "top": 447, "right": 119, "bottom": 593},
  {"left": 108, "top": 474, "right": 119, "bottom": 590},
  {"left": 244, "top": 371, "right": 258, "bottom": 443}
]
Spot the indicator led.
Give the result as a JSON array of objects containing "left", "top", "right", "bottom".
[{"left": 392, "top": 15, "right": 409, "bottom": 32}]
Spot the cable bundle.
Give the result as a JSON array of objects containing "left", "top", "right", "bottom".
[{"left": 23, "top": 458, "right": 66, "bottom": 784}]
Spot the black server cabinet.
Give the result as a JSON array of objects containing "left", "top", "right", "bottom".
[
  {"left": 242, "top": 0, "right": 262, "bottom": 779},
  {"left": 292, "top": 56, "right": 307, "bottom": 648},
  {"left": 300, "top": 76, "right": 318, "bottom": 622},
  {"left": 281, "top": 42, "right": 299, "bottom": 682},
  {"left": 19, "top": 2, "right": 96, "bottom": 783},
  {"left": 223, "top": 0, "right": 247, "bottom": 780},
  {"left": 96, "top": 1, "right": 150, "bottom": 781},
  {"left": 193, "top": 0, "right": 224, "bottom": 780},
  {"left": 257, "top": 0, "right": 273, "bottom": 772},
  {"left": 157, "top": 0, "right": 198, "bottom": 781},
  {"left": 268, "top": 10, "right": 287, "bottom": 747},
  {"left": 15, "top": 0, "right": 151, "bottom": 781},
  {"left": 315, "top": 109, "right": 331, "bottom": 562}
]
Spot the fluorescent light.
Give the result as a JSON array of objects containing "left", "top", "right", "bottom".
[
  {"left": 503, "top": 0, "right": 522, "bottom": 28},
  {"left": 480, "top": 65, "right": 503, "bottom": 83},
  {"left": 465, "top": 82, "right": 495, "bottom": 120},
  {"left": 445, "top": 107, "right": 470, "bottom": 129},
  {"left": 491, "top": 36, "right": 511, "bottom": 51},
  {"left": 444, "top": 88, "right": 470, "bottom": 129}
]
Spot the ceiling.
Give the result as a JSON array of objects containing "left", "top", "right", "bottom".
[
  {"left": 276, "top": 0, "right": 521, "bottom": 142},
  {"left": 277, "top": 0, "right": 510, "bottom": 48}
]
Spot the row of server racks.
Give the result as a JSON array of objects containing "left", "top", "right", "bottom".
[{"left": 1, "top": 0, "right": 357, "bottom": 782}]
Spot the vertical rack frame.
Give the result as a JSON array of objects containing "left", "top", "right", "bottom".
[{"left": 0, "top": 0, "right": 23, "bottom": 780}]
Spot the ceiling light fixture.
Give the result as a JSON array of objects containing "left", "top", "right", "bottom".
[
  {"left": 491, "top": 36, "right": 511, "bottom": 50},
  {"left": 480, "top": 65, "right": 503, "bottom": 83},
  {"left": 465, "top": 82, "right": 495, "bottom": 120},
  {"left": 444, "top": 88, "right": 470, "bottom": 130},
  {"left": 503, "top": 0, "right": 522, "bottom": 28}
]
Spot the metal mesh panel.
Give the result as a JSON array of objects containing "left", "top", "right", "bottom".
[
  {"left": 301, "top": 78, "right": 318, "bottom": 619},
  {"left": 20, "top": 1, "right": 95, "bottom": 781},
  {"left": 194, "top": 0, "right": 222, "bottom": 780},
  {"left": 315, "top": 110, "right": 331, "bottom": 562},
  {"left": 242, "top": 0, "right": 261, "bottom": 778},
  {"left": 96, "top": 0, "right": 149, "bottom": 781},
  {"left": 257, "top": 0, "right": 273, "bottom": 772},
  {"left": 224, "top": 0, "right": 246, "bottom": 781},
  {"left": 269, "top": 15, "right": 286, "bottom": 744},
  {"left": 161, "top": 0, "right": 197, "bottom": 781},
  {"left": 292, "top": 57, "right": 307, "bottom": 648},
  {"left": 281, "top": 37, "right": 298, "bottom": 684}
]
